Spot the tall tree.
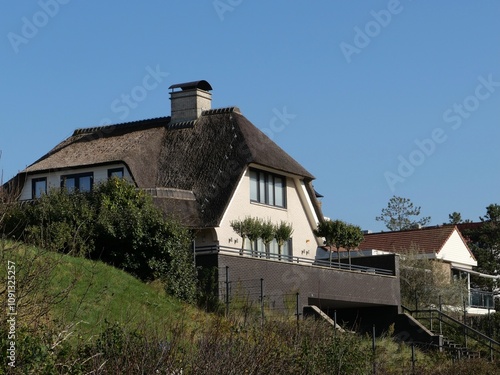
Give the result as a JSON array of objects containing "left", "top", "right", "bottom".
[
  {"left": 461, "top": 204, "right": 500, "bottom": 294},
  {"left": 376, "top": 196, "right": 430, "bottom": 231},
  {"left": 448, "top": 212, "right": 462, "bottom": 225}
]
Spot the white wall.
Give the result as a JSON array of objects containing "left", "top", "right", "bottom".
[
  {"left": 215, "top": 166, "right": 320, "bottom": 260},
  {"left": 19, "top": 164, "right": 132, "bottom": 200},
  {"left": 437, "top": 229, "right": 477, "bottom": 268}
]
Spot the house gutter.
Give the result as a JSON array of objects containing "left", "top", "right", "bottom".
[{"left": 452, "top": 266, "right": 500, "bottom": 280}]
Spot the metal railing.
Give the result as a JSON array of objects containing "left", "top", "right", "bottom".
[
  {"left": 402, "top": 305, "right": 500, "bottom": 360},
  {"left": 195, "top": 245, "right": 395, "bottom": 276}
]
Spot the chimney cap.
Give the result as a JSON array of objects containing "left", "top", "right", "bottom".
[{"left": 169, "top": 80, "right": 212, "bottom": 92}]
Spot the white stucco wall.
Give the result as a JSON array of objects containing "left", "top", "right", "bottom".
[
  {"left": 19, "top": 164, "right": 132, "bottom": 200},
  {"left": 436, "top": 229, "right": 477, "bottom": 268},
  {"left": 215, "top": 166, "right": 320, "bottom": 260}
]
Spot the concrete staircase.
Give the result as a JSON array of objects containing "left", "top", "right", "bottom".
[{"left": 303, "top": 305, "right": 345, "bottom": 332}]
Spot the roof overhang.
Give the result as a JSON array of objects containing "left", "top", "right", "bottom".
[{"left": 452, "top": 265, "right": 500, "bottom": 279}]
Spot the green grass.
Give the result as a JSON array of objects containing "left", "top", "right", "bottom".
[{"left": 0, "top": 241, "right": 203, "bottom": 340}]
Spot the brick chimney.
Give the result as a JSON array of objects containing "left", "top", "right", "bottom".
[{"left": 169, "top": 80, "right": 213, "bottom": 123}]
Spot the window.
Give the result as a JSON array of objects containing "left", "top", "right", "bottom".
[
  {"left": 108, "top": 167, "right": 124, "bottom": 179},
  {"left": 247, "top": 238, "right": 293, "bottom": 261},
  {"left": 31, "top": 177, "right": 47, "bottom": 199},
  {"left": 61, "top": 172, "right": 93, "bottom": 192},
  {"left": 249, "top": 169, "right": 286, "bottom": 208}
]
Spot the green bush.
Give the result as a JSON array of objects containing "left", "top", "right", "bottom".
[
  {"left": 0, "top": 179, "right": 197, "bottom": 303},
  {"left": 2, "top": 188, "right": 94, "bottom": 256}
]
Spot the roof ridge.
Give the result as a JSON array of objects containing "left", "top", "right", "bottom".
[
  {"left": 167, "top": 120, "right": 196, "bottom": 130},
  {"left": 366, "top": 225, "right": 453, "bottom": 236},
  {"left": 73, "top": 116, "right": 171, "bottom": 136},
  {"left": 202, "top": 107, "right": 241, "bottom": 116}
]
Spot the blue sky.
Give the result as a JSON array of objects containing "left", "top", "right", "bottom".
[{"left": 1, "top": 1, "right": 499, "bottom": 231}]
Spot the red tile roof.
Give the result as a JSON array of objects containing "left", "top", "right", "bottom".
[{"left": 357, "top": 225, "right": 458, "bottom": 255}]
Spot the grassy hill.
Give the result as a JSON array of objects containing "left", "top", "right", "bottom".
[{"left": 0, "top": 241, "right": 203, "bottom": 341}]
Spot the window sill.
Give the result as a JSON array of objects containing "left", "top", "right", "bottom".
[{"left": 250, "top": 201, "right": 287, "bottom": 211}]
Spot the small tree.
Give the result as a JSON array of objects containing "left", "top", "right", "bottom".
[
  {"left": 246, "top": 217, "right": 262, "bottom": 257},
  {"left": 314, "top": 219, "right": 346, "bottom": 264},
  {"left": 274, "top": 221, "right": 293, "bottom": 260},
  {"left": 342, "top": 224, "right": 364, "bottom": 268},
  {"left": 399, "top": 245, "right": 466, "bottom": 310},
  {"left": 376, "top": 196, "right": 431, "bottom": 231},
  {"left": 260, "top": 219, "right": 275, "bottom": 258},
  {"left": 230, "top": 217, "right": 252, "bottom": 254}
]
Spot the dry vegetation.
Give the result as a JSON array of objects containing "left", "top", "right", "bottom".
[{"left": 2, "top": 242, "right": 500, "bottom": 374}]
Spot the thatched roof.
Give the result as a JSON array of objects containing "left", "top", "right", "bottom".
[
  {"left": 9, "top": 108, "right": 320, "bottom": 227},
  {"left": 23, "top": 118, "right": 169, "bottom": 187}
]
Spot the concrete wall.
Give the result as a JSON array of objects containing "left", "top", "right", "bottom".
[{"left": 197, "top": 253, "right": 401, "bottom": 316}]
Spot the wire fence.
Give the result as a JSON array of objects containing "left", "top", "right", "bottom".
[{"left": 218, "top": 269, "right": 302, "bottom": 322}]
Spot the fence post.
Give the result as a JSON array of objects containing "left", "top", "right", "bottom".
[
  {"left": 439, "top": 295, "right": 443, "bottom": 336},
  {"left": 295, "top": 292, "right": 301, "bottom": 333},
  {"left": 372, "top": 325, "right": 376, "bottom": 375},
  {"left": 225, "top": 266, "right": 229, "bottom": 317},
  {"left": 430, "top": 309, "right": 433, "bottom": 332},
  {"left": 463, "top": 298, "right": 467, "bottom": 349},
  {"left": 489, "top": 306, "right": 493, "bottom": 362},
  {"left": 260, "top": 278, "right": 264, "bottom": 326},
  {"left": 334, "top": 310, "right": 337, "bottom": 337},
  {"left": 411, "top": 343, "right": 416, "bottom": 374}
]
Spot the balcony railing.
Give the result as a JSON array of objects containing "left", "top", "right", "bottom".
[
  {"left": 195, "top": 245, "right": 395, "bottom": 276},
  {"left": 469, "top": 289, "right": 494, "bottom": 309}
]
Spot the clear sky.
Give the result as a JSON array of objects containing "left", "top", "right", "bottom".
[{"left": 1, "top": 1, "right": 499, "bottom": 232}]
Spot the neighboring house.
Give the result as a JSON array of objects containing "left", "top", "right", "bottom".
[
  {"left": 4, "top": 80, "right": 401, "bottom": 332},
  {"left": 355, "top": 225, "right": 494, "bottom": 315}
]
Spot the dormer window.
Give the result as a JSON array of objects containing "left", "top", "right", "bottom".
[
  {"left": 249, "top": 168, "right": 286, "bottom": 208},
  {"left": 31, "top": 177, "right": 47, "bottom": 199},
  {"left": 61, "top": 172, "right": 93, "bottom": 193}
]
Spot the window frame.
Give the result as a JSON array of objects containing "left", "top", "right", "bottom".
[
  {"left": 249, "top": 168, "right": 286, "bottom": 208},
  {"left": 107, "top": 167, "right": 124, "bottom": 179},
  {"left": 31, "top": 177, "right": 47, "bottom": 199},
  {"left": 60, "top": 172, "right": 94, "bottom": 193}
]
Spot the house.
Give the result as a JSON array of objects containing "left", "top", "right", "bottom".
[
  {"left": 4, "top": 80, "right": 401, "bottom": 331},
  {"left": 8, "top": 80, "right": 323, "bottom": 258},
  {"left": 355, "top": 225, "right": 494, "bottom": 315}
]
